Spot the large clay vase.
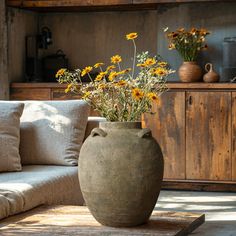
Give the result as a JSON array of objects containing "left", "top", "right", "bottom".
[
  {"left": 79, "top": 122, "right": 164, "bottom": 227},
  {"left": 178, "top": 61, "right": 202, "bottom": 82}
]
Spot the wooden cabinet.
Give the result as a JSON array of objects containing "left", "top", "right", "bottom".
[
  {"left": 10, "top": 84, "right": 79, "bottom": 101},
  {"left": 186, "top": 92, "right": 231, "bottom": 181},
  {"left": 232, "top": 92, "right": 236, "bottom": 181},
  {"left": 144, "top": 92, "right": 186, "bottom": 180},
  {"left": 10, "top": 82, "right": 236, "bottom": 191}
]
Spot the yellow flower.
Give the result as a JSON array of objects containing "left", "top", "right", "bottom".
[
  {"left": 111, "top": 55, "right": 122, "bottom": 64},
  {"left": 116, "top": 80, "right": 127, "bottom": 87},
  {"left": 106, "top": 65, "right": 116, "bottom": 71},
  {"left": 167, "top": 32, "right": 178, "bottom": 39},
  {"left": 117, "top": 68, "right": 131, "bottom": 76},
  {"left": 177, "top": 28, "right": 185, "bottom": 33},
  {"left": 158, "top": 61, "right": 168, "bottom": 67},
  {"left": 98, "top": 83, "right": 106, "bottom": 89},
  {"left": 147, "top": 92, "right": 159, "bottom": 103},
  {"left": 126, "top": 32, "right": 138, "bottom": 40},
  {"left": 137, "top": 63, "right": 146, "bottom": 68},
  {"left": 132, "top": 88, "right": 144, "bottom": 101},
  {"left": 123, "top": 68, "right": 132, "bottom": 73},
  {"left": 108, "top": 71, "right": 118, "bottom": 81},
  {"left": 94, "top": 62, "right": 104, "bottom": 68},
  {"left": 56, "top": 68, "right": 66, "bottom": 78},
  {"left": 100, "top": 71, "right": 107, "bottom": 77},
  {"left": 95, "top": 74, "right": 103, "bottom": 81},
  {"left": 168, "top": 43, "right": 175, "bottom": 50},
  {"left": 152, "top": 67, "right": 168, "bottom": 76},
  {"left": 190, "top": 27, "right": 197, "bottom": 35},
  {"left": 81, "top": 66, "right": 93, "bottom": 77},
  {"left": 65, "top": 83, "right": 72, "bottom": 93},
  {"left": 95, "top": 71, "right": 107, "bottom": 81},
  {"left": 144, "top": 58, "right": 156, "bottom": 67},
  {"left": 199, "top": 28, "right": 209, "bottom": 36},
  {"left": 82, "top": 91, "right": 91, "bottom": 99}
]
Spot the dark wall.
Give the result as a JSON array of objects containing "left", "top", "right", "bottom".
[
  {"left": 7, "top": 2, "right": 236, "bottom": 83},
  {"left": 7, "top": 8, "right": 38, "bottom": 83},
  {"left": 157, "top": 2, "right": 236, "bottom": 81},
  {"left": 39, "top": 11, "right": 157, "bottom": 74}
]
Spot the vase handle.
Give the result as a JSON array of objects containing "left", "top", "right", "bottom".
[
  {"left": 205, "top": 63, "right": 212, "bottom": 72},
  {"left": 91, "top": 128, "right": 107, "bottom": 137},
  {"left": 138, "top": 128, "right": 152, "bottom": 138}
]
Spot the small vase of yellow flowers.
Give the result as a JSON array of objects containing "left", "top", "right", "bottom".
[
  {"left": 56, "top": 32, "right": 173, "bottom": 122},
  {"left": 165, "top": 27, "right": 210, "bottom": 82}
]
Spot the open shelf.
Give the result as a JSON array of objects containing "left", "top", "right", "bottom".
[{"left": 6, "top": 0, "right": 235, "bottom": 12}]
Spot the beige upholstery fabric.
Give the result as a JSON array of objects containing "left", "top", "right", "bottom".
[
  {"left": 20, "top": 100, "right": 90, "bottom": 165},
  {"left": 0, "top": 102, "right": 24, "bottom": 172},
  {"left": 0, "top": 165, "right": 84, "bottom": 220}
]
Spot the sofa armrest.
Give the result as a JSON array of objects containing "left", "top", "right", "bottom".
[{"left": 84, "top": 117, "right": 106, "bottom": 140}]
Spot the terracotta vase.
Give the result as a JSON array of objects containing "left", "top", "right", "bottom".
[
  {"left": 178, "top": 61, "right": 202, "bottom": 82},
  {"left": 203, "top": 63, "right": 220, "bottom": 83},
  {"left": 79, "top": 122, "right": 164, "bottom": 227}
]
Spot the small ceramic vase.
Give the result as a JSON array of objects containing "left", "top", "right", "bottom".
[
  {"left": 203, "top": 63, "right": 220, "bottom": 83},
  {"left": 178, "top": 61, "right": 202, "bottom": 82}
]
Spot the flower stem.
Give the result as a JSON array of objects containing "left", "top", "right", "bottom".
[
  {"left": 118, "top": 62, "right": 122, "bottom": 71},
  {"left": 132, "top": 39, "right": 137, "bottom": 79},
  {"left": 88, "top": 73, "right": 93, "bottom": 82}
]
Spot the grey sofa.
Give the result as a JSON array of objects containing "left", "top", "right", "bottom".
[{"left": 0, "top": 116, "right": 105, "bottom": 221}]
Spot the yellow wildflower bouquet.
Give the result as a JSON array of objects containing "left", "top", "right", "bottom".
[
  {"left": 56, "top": 32, "right": 173, "bottom": 122},
  {"left": 165, "top": 27, "right": 210, "bottom": 61}
]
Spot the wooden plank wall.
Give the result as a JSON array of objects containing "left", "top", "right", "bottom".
[{"left": 0, "top": 1, "right": 9, "bottom": 99}]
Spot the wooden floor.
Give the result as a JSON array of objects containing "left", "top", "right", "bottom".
[{"left": 0, "top": 205, "right": 205, "bottom": 236}]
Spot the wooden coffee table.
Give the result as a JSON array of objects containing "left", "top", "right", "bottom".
[{"left": 0, "top": 205, "right": 205, "bottom": 235}]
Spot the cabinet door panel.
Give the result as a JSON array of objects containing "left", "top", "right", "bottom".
[
  {"left": 143, "top": 91, "right": 185, "bottom": 179},
  {"left": 232, "top": 92, "right": 236, "bottom": 180},
  {"left": 186, "top": 92, "right": 231, "bottom": 181}
]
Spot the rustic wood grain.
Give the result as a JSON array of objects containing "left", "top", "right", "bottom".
[
  {"left": 186, "top": 92, "right": 231, "bottom": 181},
  {"left": 0, "top": 206, "right": 205, "bottom": 236},
  {"left": 0, "top": 1, "right": 9, "bottom": 99},
  {"left": 51, "top": 88, "right": 81, "bottom": 100},
  {"left": 162, "top": 179, "right": 236, "bottom": 192},
  {"left": 133, "top": 0, "right": 233, "bottom": 3},
  {"left": 143, "top": 92, "right": 186, "bottom": 179},
  {"left": 9, "top": 0, "right": 132, "bottom": 7},
  {"left": 10, "top": 88, "right": 51, "bottom": 100},
  {"left": 7, "top": 0, "right": 235, "bottom": 7},
  {"left": 232, "top": 92, "right": 236, "bottom": 181},
  {"left": 11, "top": 82, "right": 236, "bottom": 90}
]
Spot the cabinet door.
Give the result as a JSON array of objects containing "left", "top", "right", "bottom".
[
  {"left": 232, "top": 92, "right": 236, "bottom": 180},
  {"left": 186, "top": 92, "right": 231, "bottom": 181},
  {"left": 143, "top": 91, "right": 186, "bottom": 179}
]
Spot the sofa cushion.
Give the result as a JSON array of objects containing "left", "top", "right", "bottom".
[
  {"left": 0, "top": 165, "right": 84, "bottom": 220},
  {"left": 20, "top": 100, "right": 90, "bottom": 165},
  {"left": 0, "top": 102, "right": 24, "bottom": 172}
]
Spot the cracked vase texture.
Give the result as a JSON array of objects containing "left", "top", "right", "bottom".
[{"left": 79, "top": 122, "right": 164, "bottom": 227}]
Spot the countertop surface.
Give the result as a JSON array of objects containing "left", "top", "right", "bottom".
[{"left": 11, "top": 82, "right": 236, "bottom": 90}]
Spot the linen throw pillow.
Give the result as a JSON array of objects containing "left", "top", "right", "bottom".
[
  {"left": 0, "top": 102, "right": 24, "bottom": 172},
  {"left": 20, "top": 100, "right": 90, "bottom": 165}
]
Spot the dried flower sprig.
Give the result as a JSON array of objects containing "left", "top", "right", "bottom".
[{"left": 165, "top": 27, "right": 210, "bottom": 61}]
